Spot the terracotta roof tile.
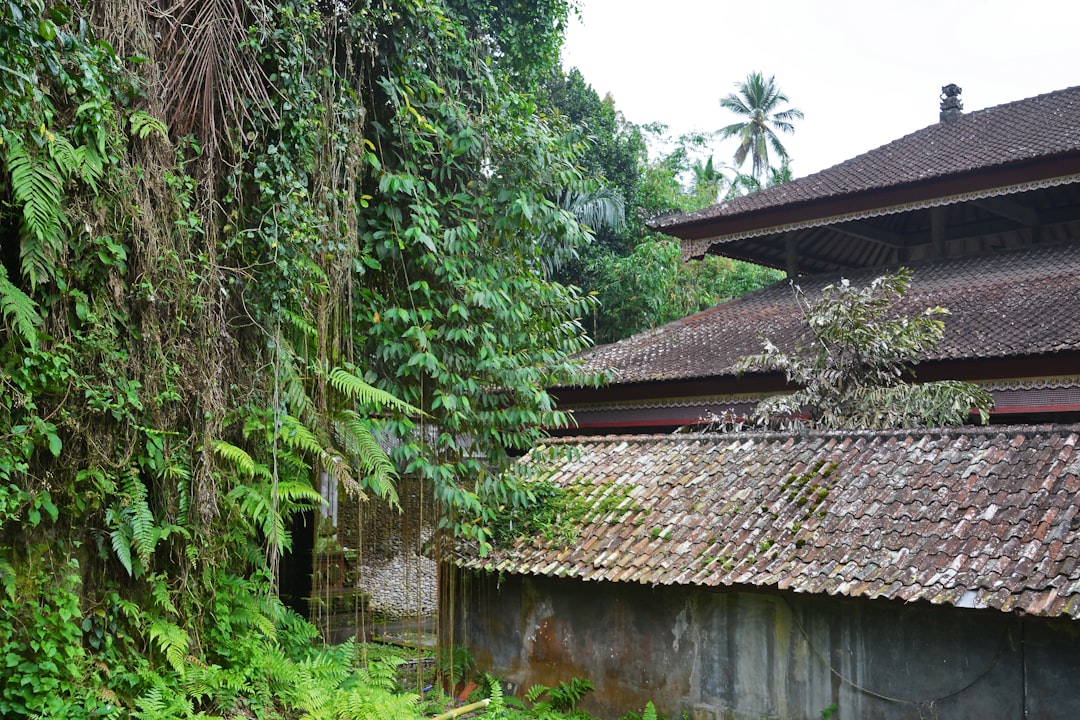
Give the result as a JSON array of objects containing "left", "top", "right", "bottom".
[
  {"left": 571, "top": 243, "right": 1080, "bottom": 385},
  {"left": 455, "top": 426, "right": 1080, "bottom": 619}
]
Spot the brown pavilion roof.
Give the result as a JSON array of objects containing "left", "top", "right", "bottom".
[
  {"left": 571, "top": 241, "right": 1080, "bottom": 386},
  {"left": 455, "top": 426, "right": 1080, "bottom": 619},
  {"left": 652, "top": 86, "right": 1080, "bottom": 272}
]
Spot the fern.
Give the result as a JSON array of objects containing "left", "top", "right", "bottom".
[
  {"left": 325, "top": 365, "right": 424, "bottom": 416},
  {"left": 480, "top": 673, "right": 505, "bottom": 718},
  {"left": 148, "top": 618, "right": 190, "bottom": 674},
  {"left": 228, "top": 479, "right": 322, "bottom": 554},
  {"left": 132, "top": 684, "right": 194, "bottom": 719},
  {"left": 125, "top": 472, "right": 158, "bottom": 566},
  {"left": 283, "top": 308, "right": 317, "bottom": 338},
  {"left": 279, "top": 414, "right": 324, "bottom": 457},
  {"left": 45, "top": 134, "right": 92, "bottom": 186},
  {"left": 105, "top": 472, "right": 159, "bottom": 576},
  {"left": 333, "top": 411, "right": 399, "bottom": 508},
  {"left": 276, "top": 478, "right": 324, "bottom": 508},
  {"left": 107, "top": 515, "right": 135, "bottom": 576},
  {"left": 277, "top": 346, "right": 316, "bottom": 423},
  {"left": 0, "top": 263, "right": 41, "bottom": 348},
  {"left": 213, "top": 439, "right": 257, "bottom": 479},
  {"left": 0, "top": 557, "right": 15, "bottom": 602},
  {"left": 69, "top": 143, "right": 104, "bottom": 189},
  {"left": 6, "top": 139, "right": 65, "bottom": 287},
  {"left": 129, "top": 109, "right": 169, "bottom": 139}
]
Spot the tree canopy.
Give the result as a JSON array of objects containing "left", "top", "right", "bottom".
[{"left": 736, "top": 269, "right": 994, "bottom": 430}]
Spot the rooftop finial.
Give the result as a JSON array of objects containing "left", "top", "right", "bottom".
[{"left": 940, "top": 83, "right": 963, "bottom": 123}]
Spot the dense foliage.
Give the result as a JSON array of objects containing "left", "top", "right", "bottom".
[
  {"left": 0, "top": 0, "right": 608, "bottom": 715},
  {"left": 735, "top": 269, "right": 994, "bottom": 429},
  {"left": 543, "top": 73, "right": 783, "bottom": 343}
]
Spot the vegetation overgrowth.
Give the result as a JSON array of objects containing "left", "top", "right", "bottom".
[
  {"left": 734, "top": 269, "right": 995, "bottom": 429},
  {"left": 0, "top": 0, "right": 785, "bottom": 716}
]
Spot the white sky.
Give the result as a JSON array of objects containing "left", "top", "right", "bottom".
[{"left": 562, "top": 0, "right": 1080, "bottom": 177}]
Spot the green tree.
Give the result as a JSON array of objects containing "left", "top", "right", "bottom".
[
  {"left": 351, "top": 0, "right": 603, "bottom": 552},
  {"left": 736, "top": 269, "right": 993, "bottom": 429},
  {"left": 719, "top": 71, "right": 803, "bottom": 182}
]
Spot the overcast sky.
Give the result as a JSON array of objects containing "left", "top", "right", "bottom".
[{"left": 562, "top": 0, "right": 1080, "bottom": 177}]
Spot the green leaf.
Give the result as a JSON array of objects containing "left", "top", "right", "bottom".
[
  {"left": 46, "top": 432, "right": 61, "bottom": 457},
  {"left": 0, "top": 264, "right": 41, "bottom": 347},
  {"left": 212, "top": 440, "right": 257, "bottom": 479}
]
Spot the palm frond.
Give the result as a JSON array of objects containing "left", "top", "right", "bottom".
[{"left": 155, "top": 0, "right": 274, "bottom": 157}]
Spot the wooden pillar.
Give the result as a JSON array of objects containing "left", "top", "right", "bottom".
[
  {"left": 785, "top": 233, "right": 798, "bottom": 279},
  {"left": 930, "top": 206, "right": 946, "bottom": 258}
]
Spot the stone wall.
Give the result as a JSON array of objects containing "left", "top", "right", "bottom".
[{"left": 338, "top": 477, "right": 438, "bottom": 618}]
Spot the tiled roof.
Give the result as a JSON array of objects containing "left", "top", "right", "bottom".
[
  {"left": 456, "top": 426, "right": 1080, "bottom": 619},
  {"left": 653, "top": 85, "right": 1080, "bottom": 231},
  {"left": 572, "top": 242, "right": 1080, "bottom": 385}
]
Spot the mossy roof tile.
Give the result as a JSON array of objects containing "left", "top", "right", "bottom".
[{"left": 456, "top": 425, "right": 1080, "bottom": 619}]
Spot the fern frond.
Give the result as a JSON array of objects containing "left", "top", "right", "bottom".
[
  {"left": 275, "top": 478, "right": 324, "bottom": 510},
  {"left": 325, "top": 365, "right": 423, "bottom": 416},
  {"left": 6, "top": 139, "right": 65, "bottom": 286},
  {"left": 334, "top": 411, "right": 399, "bottom": 508},
  {"left": 129, "top": 110, "right": 169, "bottom": 139},
  {"left": 148, "top": 618, "right": 190, "bottom": 674},
  {"left": 283, "top": 308, "right": 317, "bottom": 338},
  {"left": 277, "top": 346, "right": 315, "bottom": 421},
  {"left": 133, "top": 685, "right": 194, "bottom": 719},
  {"left": 0, "top": 557, "right": 14, "bottom": 601},
  {"left": 124, "top": 472, "right": 158, "bottom": 566},
  {"left": 69, "top": 144, "right": 104, "bottom": 190},
  {"left": 0, "top": 263, "right": 41, "bottom": 348},
  {"left": 227, "top": 483, "right": 284, "bottom": 552},
  {"left": 45, "top": 134, "right": 80, "bottom": 176},
  {"left": 279, "top": 414, "right": 325, "bottom": 457},
  {"left": 107, "top": 521, "right": 135, "bottom": 576},
  {"left": 213, "top": 439, "right": 256, "bottom": 479}
]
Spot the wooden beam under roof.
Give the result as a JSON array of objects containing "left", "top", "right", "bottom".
[
  {"left": 832, "top": 220, "right": 909, "bottom": 248},
  {"left": 972, "top": 197, "right": 1042, "bottom": 226}
]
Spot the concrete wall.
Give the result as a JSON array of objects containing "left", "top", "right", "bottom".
[{"left": 447, "top": 570, "right": 1080, "bottom": 720}]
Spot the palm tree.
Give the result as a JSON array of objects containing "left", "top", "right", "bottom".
[
  {"left": 690, "top": 156, "right": 727, "bottom": 205},
  {"left": 719, "top": 72, "right": 803, "bottom": 182}
]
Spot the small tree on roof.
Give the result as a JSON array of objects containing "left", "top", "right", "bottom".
[{"left": 735, "top": 268, "right": 993, "bottom": 430}]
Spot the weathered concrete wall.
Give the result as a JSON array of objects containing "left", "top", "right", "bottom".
[{"left": 447, "top": 570, "right": 1080, "bottom": 720}]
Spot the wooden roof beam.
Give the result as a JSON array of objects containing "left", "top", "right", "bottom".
[
  {"left": 972, "top": 197, "right": 1042, "bottom": 227},
  {"left": 832, "top": 220, "right": 909, "bottom": 248}
]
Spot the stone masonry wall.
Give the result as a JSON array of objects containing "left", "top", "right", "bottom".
[{"left": 339, "top": 476, "right": 438, "bottom": 618}]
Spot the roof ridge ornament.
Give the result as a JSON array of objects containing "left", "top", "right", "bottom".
[{"left": 940, "top": 83, "right": 963, "bottom": 123}]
